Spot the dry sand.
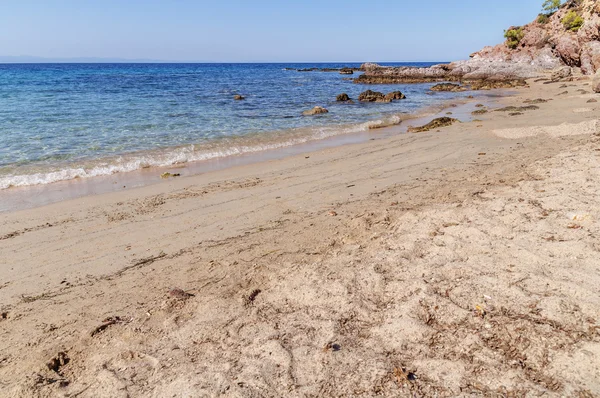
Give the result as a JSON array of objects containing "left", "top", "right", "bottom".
[{"left": 1, "top": 78, "right": 600, "bottom": 397}]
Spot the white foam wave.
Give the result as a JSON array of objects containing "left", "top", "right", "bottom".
[{"left": 0, "top": 119, "right": 381, "bottom": 190}]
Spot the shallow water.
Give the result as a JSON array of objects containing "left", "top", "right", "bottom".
[{"left": 0, "top": 62, "right": 472, "bottom": 188}]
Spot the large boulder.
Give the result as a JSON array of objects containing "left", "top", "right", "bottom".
[
  {"left": 336, "top": 93, "right": 351, "bottom": 101},
  {"left": 554, "top": 35, "right": 581, "bottom": 66},
  {"left": 580, "top": 41, "right": 600, "bottom": 74},
  {"left": 520, "top": 27, "right": 550, "bottom": 49},
  {"left": 358, "top": 90, "right": 387, "bottom": 102},
  {"left": 302, "top": 106, "right": 329, "bottom": 116},
  {"left": 593, "top": 70, "right": 600, "bottom": 93}
]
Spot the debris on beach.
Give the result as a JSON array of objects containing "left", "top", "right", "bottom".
[
  {"left": 46, "top": 352, "right": 70, "bottom": 373},
  {"left": 393, "top": 367, "right": 417, "bottom": 384},
  {"left": 322, "top": 342, "right": 341, "bottom": 352},
  {"left": 160, "top": 172, "right": 181, "bottom": 179},
  {"left": 169, "top": 288, "right": 194, "bottom": 300},
  {"left": 243, "top": 289, "right": 261, "bottom": 307},
  {"left": 90, "top": 316, "right": 126, "bottom": 337}
]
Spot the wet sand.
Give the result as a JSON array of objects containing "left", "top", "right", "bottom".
[{"left": 1, "top": 78, "right": 599, "bottom": 397}]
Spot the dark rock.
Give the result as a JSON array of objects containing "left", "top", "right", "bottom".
[
  {"left": 384, "top": 91, "right": 406, "bottom": 101},
  {"left": 358, "top": 90, "right": 388, "bottom": 102},
  {"left": 336, "top": 93, "right": 351, "bottom": 102},
  {"left": 340, "top": 68, "right": 354, "bottom": 75},
  {"left": 430, "top": 83, "right": 467, "bottom": 92},
  {"left": 302, "top": 106, "right": 329, "bottom": 116},
  {"left": 233, "top": 94, "right": 245, "bottom": 100},
  {"left": 472, "top": 109, "right": 488, "bottom": 115},
  {"left": 407, "top": 117, "right": 458, "bottom": 133}
]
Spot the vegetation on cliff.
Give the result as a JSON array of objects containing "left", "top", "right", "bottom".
[{"left": 504, "top": 27, "right": 525, "bottom": 49}]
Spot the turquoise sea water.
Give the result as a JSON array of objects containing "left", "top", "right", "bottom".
[{"left": 0, "top": 63, "right": 470, "bottom": 189}]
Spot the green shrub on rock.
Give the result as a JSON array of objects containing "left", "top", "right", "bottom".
[
  {"left": 562, "top": 11, "right": 584, "bottom": 31},
  {"left": 537, "top": 13, "right": 550, "bottom": 24},
  {"left": 504, "top": 27, "right": 525, "bottom": 50}
]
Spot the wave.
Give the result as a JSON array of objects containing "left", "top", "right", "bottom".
[{"left": 0, "top": 115, "right": 402, "bottom": 190}]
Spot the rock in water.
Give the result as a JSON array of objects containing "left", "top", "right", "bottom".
[
  {"left": 384, "top": 91, "right": 406, "bottom": 101},
  {"left": 302, "top": 106, "right": 329, "bottom": 116},
  {"left": 358, "top": 90, "right": 388, "bottom": 102},
  {"left": 336, "top": 93, "right": 351, "bottom": 102},
  {"left": 430, "top": 83, "right": 467, "bottom": 92},
  {"left": 593, "top": 70, "right": 600, "bottom": 93},
  {"left": 339, "top": 68, "right": 354, "bottom": 75},
  {"left": 234, "top": 95, "right": 245, "bottom": 100},
  {"left": 407, "top": 117, "right": 458, "bottom": 133}
]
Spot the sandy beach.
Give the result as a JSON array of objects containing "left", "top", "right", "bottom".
[{"left": 1, "top": 77, "right": 600, "bottom": 397}]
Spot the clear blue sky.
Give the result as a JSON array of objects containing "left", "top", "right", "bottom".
[{"left": 0, "top": 0, "right": 542, "bottom": 62}]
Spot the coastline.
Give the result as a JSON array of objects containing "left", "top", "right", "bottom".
[
  {"left": 0, "top": 90, "right": 505, "bottom": 213},
  {"left": 2, "top": 77, "right": 600, "bottom": 396}
]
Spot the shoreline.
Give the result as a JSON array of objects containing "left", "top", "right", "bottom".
[
  {"left": 0, "top": 90, "right": 506, "bottom": 213},
  {"left": 2, "top": 77, "right": 600, "bottom": 396}
]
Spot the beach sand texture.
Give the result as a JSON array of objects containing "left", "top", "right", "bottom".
[{"left": 1, "top": 79, "right": 600, "bottom": 396}]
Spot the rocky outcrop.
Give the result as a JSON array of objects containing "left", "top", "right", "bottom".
[
  {"left": 356, "top": 0, "right": 600, "bottom": 86},
  {"left": 302, "top": 106, "right": 329, "bottom": 116},
  {"left": 233, "top": 95, "right": 245, "bottom": 100},
  {"left": 581, "top": 41, "right": 600, "bottom": 74},
  {"left": 340, "top": 68, "right": 354, "bottom": 75},
  {"left": 358, "top": 90, "right": 406, "bottom": 102},
  {"left": 355, "top": 64, "right": 455, "bottom": 84},
  {"left": 467, "top": 79, "right": 528, "bottom": 90},
  {"left": 555, "top": 35, "right": 581, "bottom": 66},
  {"left": 593, "top": 70, "right": 600, "bottom": 92},
  {"left": 430, "top": 83, "right": 467, "bottom": 92},
  {"left": 336, "top": 93, "right": 351, "bottom": 101}
]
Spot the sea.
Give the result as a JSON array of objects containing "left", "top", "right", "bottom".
[{"left": 0, "top": 62, "right": 472, "bottom": 190}]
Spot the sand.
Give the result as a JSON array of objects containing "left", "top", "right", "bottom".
[{"left": 1, "top": 78, "right": 600, "bottom": 397}]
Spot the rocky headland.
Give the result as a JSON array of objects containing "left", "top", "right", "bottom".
[{"left": 355, "top": 0, "right": 600, "bottom": 88}]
